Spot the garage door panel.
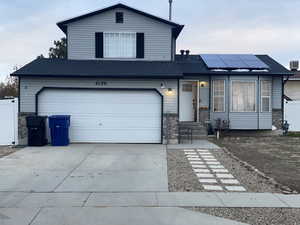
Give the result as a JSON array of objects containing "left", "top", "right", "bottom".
[{"left": 38, "top": 89, "right": 162, "bottom": 143}]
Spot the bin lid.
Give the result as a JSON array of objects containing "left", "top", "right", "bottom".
[{"left": 49, "top": 115, "right": 71, "bottom": 119}]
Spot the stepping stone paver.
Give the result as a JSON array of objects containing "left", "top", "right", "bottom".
[
  {"left": 206, "top": 162, "right": 220, "bottom": 165},
  {"left": 212, "top": 169, "right": 229, "bottom": 173},
  {"left": 208, "top": 165, "right": 224, "bottom": 169},
  {"left": 196, "top": 173, "right": 214, "bottom": 178},
  {"left": 190, "top": 161, "right": 204, "bottom": 164},
  {"left": 193, "top": 169, "right": 210, "bottom": 173},
  {"left": 187, "top": 155, "right": 200, "bottom": 158},
  {"left": 192, "top": 165, "right": 207, "bottom": 169},
  {"left": 188, "top": 158, "right": 202, "bottom": 161},
  {"left": 220, "top": 179, "right": 239, "bottom": 184},
  {"left": 199, "top": 179, "right": 218, "bottom": 184},
  {"left": 201, "top": 156, "right": 215, "bottom": 159},
  {"left": 225, "top": 186, "right": 246, "bottom": 192},
  {"left": 203, "top": 158, "right": 217, "bottom": 161},
  {"left": 203, "top": 185, "right": 223, "bottom": 191},
  {"left": 216, "top": 174, "right": 234, "bottom": 179}
]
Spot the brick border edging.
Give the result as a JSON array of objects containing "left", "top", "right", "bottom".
[{"left": 220, "top": 146, "right": 298, "bottom": 194}]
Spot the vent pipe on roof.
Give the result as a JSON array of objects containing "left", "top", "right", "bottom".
[
  {"left": 169, "top": 0, "right": 173, "bottom": 21},
  {"left": 290, "top": 60, "right": 299, "bottom": 71}
]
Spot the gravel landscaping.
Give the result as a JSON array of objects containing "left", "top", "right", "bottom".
[
  {"left": 213, "top": 136, "right": 300, "bottom": 193},
  {"left": 0, "top": 146, "right": 20, "bottom": 158},
  {"left": 189, "top": 207, "right": 300, "bottom": 225},
  {"left": 167, "top": 146, "right": 283, "bottom": 193}
]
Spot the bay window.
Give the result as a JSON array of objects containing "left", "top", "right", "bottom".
[
  {"left": 231, "top": 81, "right": 256, "bottom": 112},
  {"left": 104, "top": 32, "right": 136, "bottom": 58},
  {"left": 261, "top": 80, "right": 271, "bottom": 112},
  {"left": 213, "top": 80, "right": 225, "bottom": 112}
]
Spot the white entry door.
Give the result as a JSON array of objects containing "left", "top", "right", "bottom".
[
  {"left": 179, "top": 81, "right": 198, "bottom": 121},
  {"left": 38, "top": 89, "right": 162, "bottom": 143}
]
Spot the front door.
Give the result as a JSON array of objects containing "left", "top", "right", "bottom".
[{"left": 179, "top": 81, "right": 198, "bottom": 121}]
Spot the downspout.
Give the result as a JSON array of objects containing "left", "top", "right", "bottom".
[
  {"left": 257, "top": 75, "right": 260, "bottom": 129},
  {"left": 282, "top": 75, "right": 289, "bottom": 123},
  {"left": 227, "top": 75, "right": 230, "bottom": 127}
]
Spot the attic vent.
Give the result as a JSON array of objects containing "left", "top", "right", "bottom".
[{"left": 116, "top": 12, "right": 124, "bottom": 23}]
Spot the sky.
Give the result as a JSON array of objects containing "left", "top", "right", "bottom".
[{"left": 1, "top": 0, "right": 300, "bottom": 81}]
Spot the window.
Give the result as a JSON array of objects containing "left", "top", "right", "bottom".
[
  {"left": 116, "top": 12, "right": 124, "bottom": 23},
  {"left": 213, "top": 80, "right": 225, "bottom": 112},
  {"left": 261, "top": 80, "right": 271, "bottom": 112},
  {"left": 231, "top": 81, "right": 256, "bottom": 112},
  {"left": 104, "top": 32, "right": 136, "bottom": 58}
]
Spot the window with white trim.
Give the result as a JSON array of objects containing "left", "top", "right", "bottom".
[
  {"left": 104, "top": 32, "right": 136, "bottom": 58},
  {"left": 261, "top": 80, "right": 272, "bottom": 112},
  {"left": 213, "top": 80, "right": 225, "bottom": 112},
  {"left": 231, "top": 80, "right": 256, "bottom": 112}
]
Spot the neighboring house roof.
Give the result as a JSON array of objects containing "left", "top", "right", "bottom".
[
  {"left": 287, "top": 72, "right": 300, "bottom": 80},
  {"left": 57, "top": 3, "right": 184, "bottom": 38},
  {"left": 175, "top": 54, "right": 293, "bottom": 76},
  {"left": 11, "top": 58, "right": 183, "bottom": 78},
  {"left": 11, "top": 54, "right": 293, "bottom": 78}
]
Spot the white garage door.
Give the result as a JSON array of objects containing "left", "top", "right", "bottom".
[{"left": 38, "top": 89, "right": 162, "bottom": 143}]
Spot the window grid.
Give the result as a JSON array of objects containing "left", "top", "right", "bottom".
[
  {"left": 104, "top": 32, "right": 136, "bottom": 58},
  {"left": 213, "top": 80, "right": 225, "bottom": 112},
  {"left": 261, "top": 80, "right": 272, "bottom": 112}
]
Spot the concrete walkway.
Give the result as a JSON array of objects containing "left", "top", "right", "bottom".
[
  {"left": 0, "top": 192, "right": 299, "bottom": 208},
  {"left": 1, "top": 207, "right": 249, "bottom": 225}
]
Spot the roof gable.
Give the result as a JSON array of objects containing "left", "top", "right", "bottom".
[{"left": 57, "top": 3, "right": 184, "bottom": 38}]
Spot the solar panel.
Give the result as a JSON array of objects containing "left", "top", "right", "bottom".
[{"left": 200, "top": 54, "right": 269, "bottom": 70}]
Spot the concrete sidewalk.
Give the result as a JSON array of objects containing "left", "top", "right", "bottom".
[{"left": 0, "top": 192, "right": 299, "bottom": 208}]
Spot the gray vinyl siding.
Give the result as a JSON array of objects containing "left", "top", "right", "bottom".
[
  {"left": 20, "top": 77, "right": 178, "bottom": 114},
  {"left": 210, "top": 75, "right": 273, "bottom": 130},
  {"left": 67, "top": 8, "right": 174, "bottom": 61},
  {"left": 272, "top": 76, "right": 282, "bottom": 109}
]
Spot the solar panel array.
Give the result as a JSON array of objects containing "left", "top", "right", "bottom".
[{"left": 200, "top": 54, "right": 269, "bottom": 70}]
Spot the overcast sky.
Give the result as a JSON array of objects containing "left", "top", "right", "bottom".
[{"left": 1, "top": 0, "right": 300, "bottom": 81}]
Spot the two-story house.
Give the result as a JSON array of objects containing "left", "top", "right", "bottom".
[{"left": 12, "top": 3, "right": 293, "bottom": 145}]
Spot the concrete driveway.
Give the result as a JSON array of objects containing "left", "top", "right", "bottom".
[{"left": 0, "top": 144, "right": 168, "bottom": 192}]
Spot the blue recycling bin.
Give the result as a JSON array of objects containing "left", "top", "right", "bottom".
[{"left": 49, "top": 115, "right": 71, "bottom": 146}]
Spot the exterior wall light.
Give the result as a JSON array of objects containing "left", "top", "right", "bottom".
[
  {"left": 167, "top": 88, "right": 174, "bottom": 95},
  {"left": 199, "top": 81, "right": 208, "bottom": 87}
]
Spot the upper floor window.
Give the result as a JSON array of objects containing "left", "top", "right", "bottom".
[
  {"left": 104, "top": 32, "right": 136, "bottom": 58},
  {"left": 213, "top": 80, "right": 225, "bottom": 112},
  {"left": 231, "top": 80, "right": 256, "bottom": 112},
  {"left": 261, "top": 80, "right": 272, "bottom": 112},
  {"left": 116, "top": 12, "right": 124, "bottom": 23}
]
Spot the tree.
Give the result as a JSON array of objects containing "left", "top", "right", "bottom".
[
  {"left": 0, "top": 75, "right": 18, "bottom": 98},
  {"left": 48, "top": 37, "right": 67, "bottom": 59}
]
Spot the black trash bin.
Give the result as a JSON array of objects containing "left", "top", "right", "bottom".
[
  {"left": 49, "top": 115, "right": 71, "bottom": 146},
  {"left": 26, "top": 116, "right": 48, "bottom": 146}
]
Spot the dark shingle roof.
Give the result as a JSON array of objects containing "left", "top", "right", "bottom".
[
  {"left": 57, "top": 3, "right": 184, "bottom": 38},
  {"left": 12, "top": 55, "right": 292, "bottom": 78},
  {"left": 11, "top": 58, "right": 183, "bottom": 78}
]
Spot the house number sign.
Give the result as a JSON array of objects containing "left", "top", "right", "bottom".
[{"left": 96, "top": 81, "right": 107, "bottom": 86}]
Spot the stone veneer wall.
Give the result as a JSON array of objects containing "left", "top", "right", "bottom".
[
  {"left": 163, "top": 113, "right": 179, "bottom": 144},
  {"left": 272, "top": 109, "right": 283, "bottom": 129},
  {"left": 18, "top": 112, "right": 35, "bottom": 146}
]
